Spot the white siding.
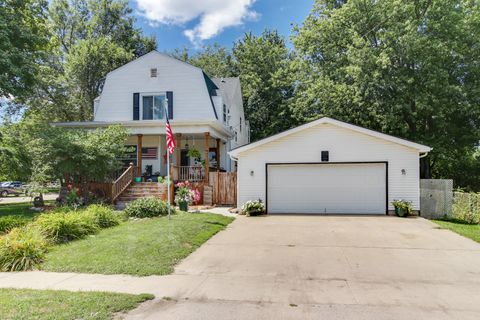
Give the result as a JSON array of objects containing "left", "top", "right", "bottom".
[
  {"left": 95, "top": 52, "right": 216, "bottom": 122},
  {"left": 237, "top": 123, "right": 421, "bottom": 211}
]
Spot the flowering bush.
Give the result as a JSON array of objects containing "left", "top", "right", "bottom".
[
  {"left": 191, "top": 188, "right": 201, "bottom": 205},
  {"left": 175, "top": 181, "right": 195, "bottom": 205},
  {"left": 241, "top": 200, "right": 265, "bottom": 216}
]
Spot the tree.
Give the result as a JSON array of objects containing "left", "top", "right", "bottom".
[
  {"left": 0, "top": 119, "right": 128, "bottom": 195},
  {"left": 0, "top": 0, "right": 49, "bottom": 100},
  {"left": 64, "top": 37, "right": 133, "bottom": 120},
  {"left": 233, "top": 30, "right": 295, "bottom": 140},
  {"left": 171, "top": 43, "right": 237, "bottom": 78},
  {"left": 292, "top": 0, "right": 480, "bottom": 189},
  {"left": 16, "top": 0, "right": 157, "bottom": 121}
]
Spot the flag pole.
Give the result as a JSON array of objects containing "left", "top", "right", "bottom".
[
  {"left": 165, "top": 98, "right": 171, "bottom": 220},
  {"left": 167, "top": 144, "right": 171, "bottom": 219}
]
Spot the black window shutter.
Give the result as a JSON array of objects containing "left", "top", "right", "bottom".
[
  {"left": 166, "top": 91, "right": 173, "bottom": 119},
  {"left": 133, "top": 93, "right": 140, "bottom": 120},
  {"left": 167, "top": 91, "right": 173, "bottom": 119}
]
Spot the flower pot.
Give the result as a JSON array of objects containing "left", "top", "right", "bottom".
[
  {"left": 179, "top": 201, "right": 188, "bottom": 212},
  {"left": 135, "top": 177, "right": 141, "bottom": 183},
  {"left": 395, "top": 207, "right": 408, "bottom": 217}
]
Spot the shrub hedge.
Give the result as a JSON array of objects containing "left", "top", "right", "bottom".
[
  {"left": 124, "top": 198, "right": 171, "bottom": 218},
  {"left": 0, "top": 226, "right": 49, "bottom": 271},
  {"left": 33, "top": 211, "right": 99, "bottom": 243},
  {"left": 452, "top": 192, "right": 480, "bottom": 224},
  {"left": 83, "top": 204, "right": 121, "bottom": 228}
]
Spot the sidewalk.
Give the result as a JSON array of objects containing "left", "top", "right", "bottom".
[
  {"left": 0, "top": 193, "right": 58, "bottom": 204},
  {"left": 0, "top": 271, "right": 196, "bottom": 297}
]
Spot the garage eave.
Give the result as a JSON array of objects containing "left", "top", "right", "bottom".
[{"left": 229, "top": 117, "right": 432, "bottom": 158}]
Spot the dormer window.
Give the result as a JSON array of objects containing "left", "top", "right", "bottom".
[
  {"left": 150, "top": 68, "right": 157, "bottom": 77},
  {"left": 141, "top": 94, "right": 165, "bottom": 120}
]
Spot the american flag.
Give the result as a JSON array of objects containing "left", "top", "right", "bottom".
[
  {"left": 165, "top": 118, "right": 176, "bottom": 154},
  {"left": 142, "top": 148, "right": 157, "bottom": 159}
]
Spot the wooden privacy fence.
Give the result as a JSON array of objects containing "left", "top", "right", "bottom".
[{"left": 209, "top": 172, "right": 237, "bottom": 206}]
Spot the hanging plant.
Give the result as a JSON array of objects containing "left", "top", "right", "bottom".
[{"left": 187, "top": 148, "right": 202, "bottom": 160}]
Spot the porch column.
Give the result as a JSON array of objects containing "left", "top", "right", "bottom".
[
  {"left": 204, "top": 132, "right": 210, "bottom": 183},
  {"left": 216, "top": 138, "right": 220, "bottom": 172},
  {"left": 175, "top": 133, "right": 182, "bottom": 166},
  {"left": 137, "top": 134, "right": 143, "bottom": 175}
]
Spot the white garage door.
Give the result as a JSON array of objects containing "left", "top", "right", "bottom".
[{"left": 267, "top": 163, "right": 386, "bottom": 214}]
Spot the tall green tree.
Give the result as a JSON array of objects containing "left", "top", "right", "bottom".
[
  {"left": 0, "top": 0, "right": 49, "bottom": 100},
  {"left": 233, "top": 30, "right": 295, "bottom": 141},
  {"left": 172, "top": 44, "right": 237, "bottom": 78},
  {"left": 20, "top": 0, "right": 156, "bottom": 121},
  {"left": 0, "top": 119, "right": 128, "bottom": 190},
  {"left": 292, "top": 0, "right": 480, "bottom": 188}
]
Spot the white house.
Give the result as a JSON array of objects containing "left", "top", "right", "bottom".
[
  {"left": 54, "top": 51, "right": 249, "bottom": 182},
  {"left": 229, "top": 117, "right": 431, "bottom": 215}
]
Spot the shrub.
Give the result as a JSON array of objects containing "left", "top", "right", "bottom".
[
  {"left": 241, "top": 200, "right": 265, "bottom": 216},
  {"left": 452, "top": 192, "right": 480, "bottom": 224},
  {"left": 83, "top": 204, "right": 120, "bottom": 228},
  {"left": 0, "top": 216, "right": 31, "bottom": 234},
  {"left": 33, "top": 211, "right": 99, "bottom": 243},
  {"left": 0, "top": 226, "right": 49, "bottom": 271},
  {"left": 124, "top": 198, "right": 170, "bottom": 218}
]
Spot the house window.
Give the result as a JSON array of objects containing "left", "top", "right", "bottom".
[
  {"left": 120, "top": 145, "right": 137, "bottom": 167},
  {"left": 234, "top": 131, "right": 237, "bottom": 142},
  {"left": 142, "top": 94, "right": 165, "bottom": 120},
  {"left": 321, "top": 150, "right": 329, "bottom": 162},
  {"left": 223, "top": 104, "right": 227, "bottom": 123},
  {"left": 240, "top": 117, "right": 242, "bottom": 132},
  {"left": 150, "top": 68, "right": 157, "bottom": 77}
]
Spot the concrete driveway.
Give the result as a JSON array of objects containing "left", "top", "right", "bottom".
[{"left": 126, "top": 215, "right": 480, "bottom": 320}]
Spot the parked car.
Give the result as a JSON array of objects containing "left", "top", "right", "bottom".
[{"left": 0, "top": 181, "right": 24, "bottom": 197}]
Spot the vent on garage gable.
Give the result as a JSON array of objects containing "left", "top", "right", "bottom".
[
  {"left": 321, "top": 151, "right": 329, "bottom": 162},
  {"left": 150, "top": 68, "right": 157, "bottom": 77}
]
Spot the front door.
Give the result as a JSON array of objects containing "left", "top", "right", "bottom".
[{"left": 181, "top": 150, "right": 190, "bottom": 166}]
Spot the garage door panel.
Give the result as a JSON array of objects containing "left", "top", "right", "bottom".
[{"left": 267, "top": 163, "right": 386, "bottom": 214}]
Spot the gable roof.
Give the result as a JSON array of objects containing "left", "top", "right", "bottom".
[{"left": 229, "top": 117, "right": 432, "bottom": 157}]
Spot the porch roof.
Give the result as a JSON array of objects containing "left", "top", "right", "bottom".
[{"left": 51, "top": 119, "right": 233, "bottom": 140}]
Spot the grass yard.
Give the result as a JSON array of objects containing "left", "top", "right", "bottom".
[
  {"left": 433, "top": 220, "right": 480, "bottom": 243},
  {"left": 0, "top": 202, "right": 36, "bottom": 218},
  {"left": 42, "top": 212, "right": 234, "bottom": 276},
  {"left": 0, "top": 288, "right": 153, "bottom": 320},
  {"left": 0, "top": 202, "right": 40, "bottom": 234}
]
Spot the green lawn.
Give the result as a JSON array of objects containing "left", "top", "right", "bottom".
[
  {"left": 0, "top": 288, "right": 153, "bottom": 320},
  {"left": 0, "top": 202, "right": 36, "bottom": 218},
  {"left": 433, "top": 220, "right": 480, "bottom": 243},
  {"left": 42, "top": 212, "right": 234, "bottom": 276},
  {"left": 0, "top": 202, "right": 39, "bottom": 234}
]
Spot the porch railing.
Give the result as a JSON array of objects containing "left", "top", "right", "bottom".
[
  {"left": 173, "top": 165, "right": 205, "bottom": 182},
  {"left": 112, "top": 163, "right": 135, "bottom": 202}
]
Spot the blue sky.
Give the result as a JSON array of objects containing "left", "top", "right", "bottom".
[{"left": 130, "top": 0, "right": 315, "bottom": 52}]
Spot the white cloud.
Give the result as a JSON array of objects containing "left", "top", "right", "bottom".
[{"left": 135, "top": 0, "right": 259, "bottom": 44}]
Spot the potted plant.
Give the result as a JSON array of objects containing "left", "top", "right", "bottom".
[
  {"left": 392, "top": 199, "right": 412, "bottom": 217},
  {"left": 175, "top": 181, "right": 194, "bottom": 212},
  {"left": 241, "top": 199, "right": 265, "bottom": 216}
]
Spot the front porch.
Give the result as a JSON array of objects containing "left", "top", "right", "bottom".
[{"left": 126, "top": 132, "right": 230, "bottom": 183}]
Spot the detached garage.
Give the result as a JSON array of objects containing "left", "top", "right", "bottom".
[{"left": 229, "top": 117, "right": 431, "bottom": 215}]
